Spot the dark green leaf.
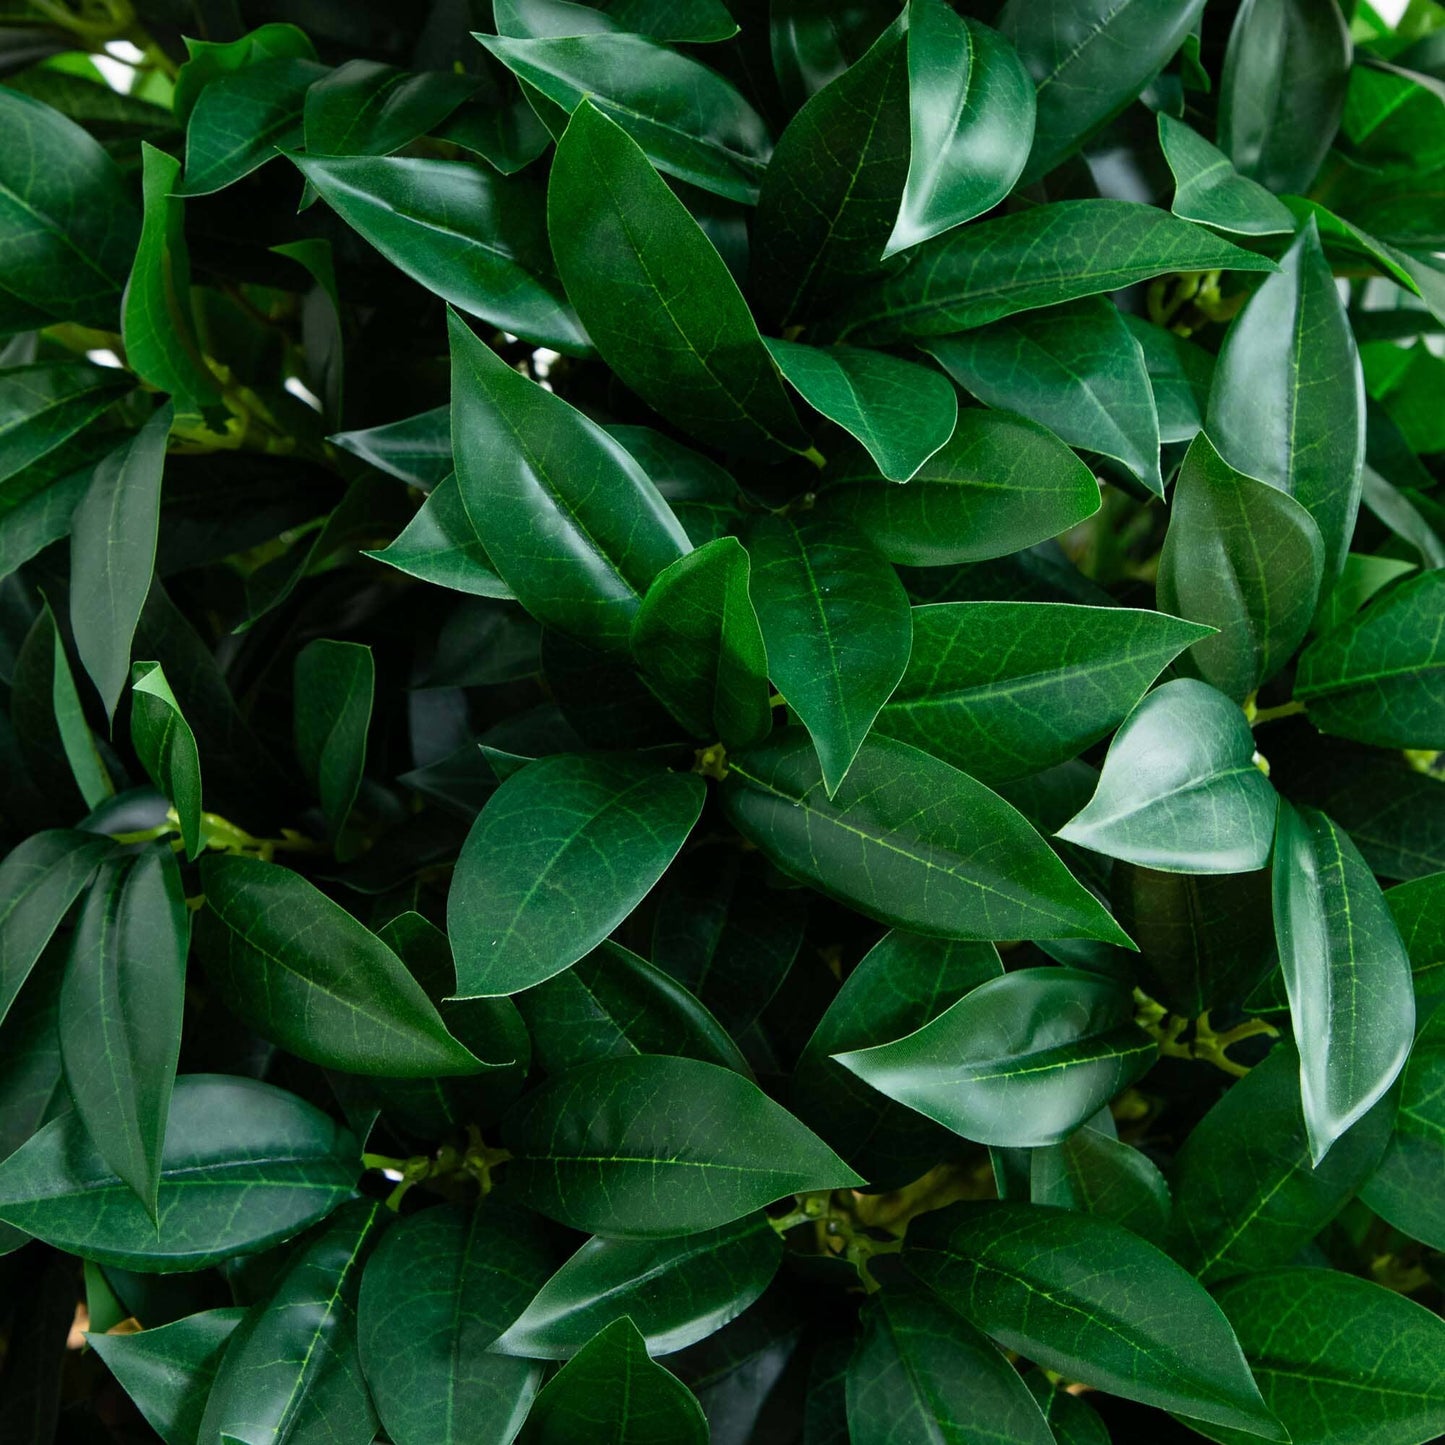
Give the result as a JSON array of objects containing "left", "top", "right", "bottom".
[
  {"left": 330, "top": 405, "right": 451, "bottom": 489},
  {"left": 449, "top": 752, "right": 704, "bottom": 996},
  {"left": 502, "top": 1054, "right": 861, "bottom": 1236},
  {"left": 496, "top": 1214, "right": 781, "bottom": 1358},
  {"left": 607, "top": 425, "right": 742, "bottom": 548},
  {"left": 357, "top": 1201, "right": 551, "bottom": 1445},
  {"left": 548, "top": 102, "right": 807, "bottom": 459},
  {"left": 364, "top": 476, "right": 513, "bottom": 599},
  {"left": 878, "top": 601, "right": 1210, "bottom": 784},
  {"left": 448, "top": 309, "right": 690, "bottom": 651},
  {"left": 817, "top": 408, "right": 1101, "bottom": 566},
  {"left": 46, "top": 600, "right": 112, "bottom": 810},
  {"left": 834, "top": 966, "right": 1155, "bottom": 1147},
  {"left": 723, "top": 731, "right": 1134, "bottom": 945},
  {"left": 294, "top": 638, "right": 374, "bottom": 845},
  {"left": 303, "top": 60, "right": 476, "bottom": 158},
  {"left": 1272, "top": 800, "right": 1414, "bottom": 1163},
  {"left": 1157, "top": 432, "right": 1325, "bottom": 702},
  {"left": 746, "top": 513, "right": 910, "bottom": 795},
  {"left": 172, "top": 22, "right": 317, "bottom": 123},
  {"left": 1386, "top": 872, "right": 1445, "bottom": 999},
  {"left": 1032, "top": 1117, "right": 1172, "bottom": 1246},
  {"left": 1158, "top": 113, "right": 1294, "bottom": 237},
  {"left": 1058, "top": 679, "right": 1279, "bottom": 873},
  {"left": 196, "top": 854, "right": 486, "bottom": 1077},
  {"left": 1125, "top": 313, "right": 1214, "bottom": 444},
  {"left": 0, "top": 362, "right": 128, "bottom": 486},
  {"left": 130, "top": 661, "right": 203, "bottom": 861},
  {"left": 0, "top": 1073, "right": 359, "bottom": 1270},
  {"left": 904, "top": 1201, "right": 1283, "bottom": 1438}
]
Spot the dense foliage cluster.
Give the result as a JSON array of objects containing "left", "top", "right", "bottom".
[{"left": 3, "top": 0, "right": 1445, "bottom": 1440}]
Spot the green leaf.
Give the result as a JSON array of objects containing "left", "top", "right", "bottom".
[
  {"left": 1296, "top": 568, "right": 1445, "bottom": 748},
  {"left": 0, "top": 1073, "right": 359, "bottom": 1270},
  {"left": 1031, "top": 1117, "right": 1172, "bottom": 1247},
  {"left": 330, "top": 406, "right": 451, "bottom": 489},
  {"left": 89, "top": 1308, "right": 244, "bottom": 1445},
  {"left": 130, "top": 661, "right": 203, "bottom": 861},
  {"left": 357, "top": 1201, "right": 551, "bottom": 1445},
  {"left": 764, "top": 339, "right": 955, "bottom": 483},
  {"left": 846, "top": 1284, "right": 1055, "bottom": 1445},
  {"left": 0, "top": 362, "right": 128, "bottom": 487},
  {"left": 0, "top": 829, "right": 115, "bottom": 1029},
  {"left": 0, "top": 85, "right": 140, "bottom": 327},
  {"left": 196, "top": 853, "right": 486, "bottom": 1077},
  {"left": 818, "top": 408, "right": 1101, "bottom": 566},
  {"left": 1386, "top": 872, "right": 1445, "bottom": 1000},
  {"left": 302, "top": 60, "right": 476, "bottom": 158},
  {"left": 448, "top": 310, "right": 690, "bottom": 651},
  {"left": 1125, "top": 314, "right": 1214, "bottom": 445},
  {"left": 479, "top": 32, "right": 771, "bottom": 202},
  {"left": 1000, "top": 0, "right": 1208, "bottom": 183},
  {"left": 502, "top": 1054, "right": 861, "bottom": 1236},
  {"left": 745, "top": 514, "right": 910, "bottom": 795},
  {"left": 177, "top": 56, "right": 327, "bottom": 196},
  {"left": 1207, "top": 218, "right": 1365, "bottom": 583},
  {"left": 364, "top": 475, "right": 513, "bottom": 600},
  {"left": 630, "top": 536, "right": 772, "bottom": 750},
  {"left": 1157, "top": 114, "right": 1295, "bottom": 238},
  {"left": 1157, "top": 432, "right": 1326, "bottom": 702},
  {"left": 1272, "top": 800, "right": 1414, "bottom": 1163},
  {"left": 68, "top": 402, "right": 173, "bottom": 720},
  {"left": 517, "top": 938, "right": 751, "bottom": 1076},
  {"left": 44, "top": 600, "right": 112, "bottom": 810},
  {"left": 1218, "top": 0, "right": 1352, "bottom": 194},
  {"left": 830, "top": 200, "right": 1277, "bottom": 344},
  {"left": 122, "top": 144, "right": 222, "bottom": 414},
  {"left": 1058, "top": 679, "right": 1279, "bottom": 873},
  {"left": 294, "top": 639, "right": 374, "bottom": 847},
  {"left": 198, "top": 1200, "right": 385, "bottom": 1445},
  {"left": 927, "top": 297, "right": 1163, "bottom": 494},
  {"left": 524, "top": 1316, "right": 708, "bottom": 1443},
  {"left": 750, "top": 19, "right": 909, "bottom": 327},
  {"left": 1202, "top": 1268, "right": 1445, "bottom": 1445},
  {"left": 547, "top": 102, "right": 807, "bottom": 459},
  {"left": 904, "top": 1201, "right": 1284, "bottom": 1439},
  {"left": 607, "top": 425, "right": 742, "bottom": 547},
  {"left": 834, "top": 966, "right": 1155, "bottom": 1148},
  {"left": 172, "top": 22, "right": 317, "bottom": 124},
  {"left": 294, "top": 157, "right": 589, "bottom": 355},
  {"left": 794, "top": 932, "right": 1002, "bottom": 1186},
  {"left": 495, "top": 1215, "right": 781, "bottom": 1358},
  {"left": 886, "top": 0, "right": 1035, "bottom": 257},
  {"left": 59, "top": 848, "right": 188, "bottom": 1217},
  {"left": 722, "top": 731, "right": 1134, "bottom": 946},
  {"left": 878, "top": 602, "right": 1210, "bottom": 784},
  {"left": 1170, "top": 1041, "right": 1392, "bottom": 1284},
  {"left": 449, "top": 752, "right": 704, "bottom": 997}
]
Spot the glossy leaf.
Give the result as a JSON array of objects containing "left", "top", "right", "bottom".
[
  {"left": 525, "top": 1317, "right": 708, "bottom": 1443},
  {"left": 887, "top": 0, "right": 1035, "bottom": 257},
  {"left": 1000, "top": 0, "right": 1208, "bottom": 183},
  {"left": 846, "top": 1284, "right": 1055, "bottom": 1445},
  {"left": 1031, "top": 1118, "right": 1172, "bottom": 1247},
  {"left": 196, "top": 854, "right": 486, "bottom": 1077},
  {"left": 479, "top": 32, "right": 772, "bottom": 202},
  {"left": 879, "top": 601, "right": 1210, "bottom": 784},
  {"left": 502, "top": 1054, "right": 862, "bottom": 1236},
  {"left": 763, "top": 338, "right": 956, "bottom": 482},
  {"left": 831, "top": 201, "right": 1278, "bottom": 345},
  {"left": 1207, "top": 218, "right": 1365, "bottom": 583},
  {"left": 1058, "top": 679, "right": 1279, "bottom": 874},
  {"left": 449, "top": 753, "right": 701, "bottom": 997},
  {"left": 746, "top": 513, "right": 910, "bottom": 795},
  {"left": 69, "top": 402, "right": 172, "bottom": 719},
  {"left": 835, "top": 966, "right": 1155, "bottom": 1148},
  {"left": 302, "top": 60, "right": 476, "bottom": 158},
  {"left": 364, "top": 476, "right": 512, "bottom": 599},
  {"left": 630, "top": 536, "right": 771, "bottom": 750},
  {"left": 0, "top": 362, "right": 128, "bottom": 486},
  {"left": 904, "top": 1201, "right": 1284, "bottom": 1438},
  {"left": 1386, "top": 872, "right": 1445, "bottom": 1000},
  {"left": 0, "top": 1073, "right": 359, "bottom": 1270},
  {"left": 495, "top": 1215, "right": 781, "bottom": 1358},
  {"left": 130, "top": 662, "right": 203, "bottom": 861},
  {"left": 1296, "top": 568, "right": 1445, "bottom": 748},
  {"left": 1272, "top": 801, "right": 1414, "bottom": 1163},
  {"left": 549, "top": 102, "right": 806, "bottom": 459},
  {"left": 1157, "top": 432, "right": 1326, "bottom": 702},
  {"left": 1158, "top": 114, "right": 1294, "bottom": 238},
  {"left": 928, "top": 296, "right": 1162, "bottom": 494},
  {"left": 1126, "top": 313, "right": 1214, "bottom": 444},
  {"left": 448, "top": 309, "right": 689, "bottom": 651},
  {"left": 172, "top": 22, "right": 317, "bottom": 123},
  {"left": 357, "top": 1201, "right": 551, "bottom": 1445},
  {"left": 818, "top": 408, "right": 1101, "bottom": 566},
  {"left": 330, "top": 406, "right": 451, "bottom": 489},
  {"left": 294, "top": 639, "right": 373, "bottom": 844},
  {"left": 294, "top": 156, "right": 588, "bottom": 354},
  {"left": 45, "top": 603, "right": 111, "bottom": 810},
  {"left": 722, "top": 731, "right": 1134, "bottom": 945}
]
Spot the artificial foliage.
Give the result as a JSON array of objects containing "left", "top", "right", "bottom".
[{"left": 3, "top": 0, "right": 1445, "bottom": 1442}]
